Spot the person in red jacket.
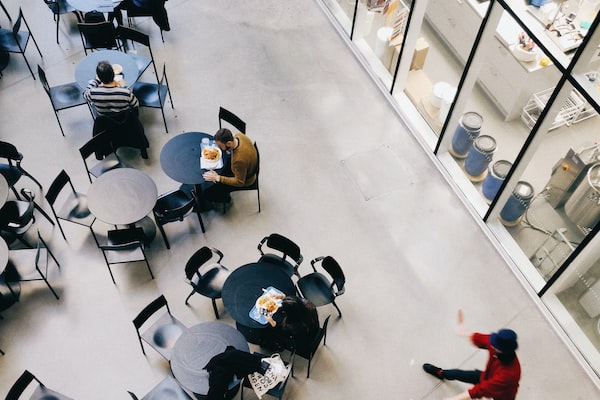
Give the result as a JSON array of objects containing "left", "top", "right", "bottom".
[{"left": 422, "top": 310, "right": 521, "bottom": 400}]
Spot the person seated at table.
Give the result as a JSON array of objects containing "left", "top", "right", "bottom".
[
  {"left": 84, "top": 61, "right": 149, "bottom": 159},
  {"left": 202, "top": 128, "right": 258, "bottom": 204},
  {"left": 264, "top": 296, "right": 320, "bottom": 352},
  {"left": 111, "top": 0, "right": 171, "bottom": 32}
]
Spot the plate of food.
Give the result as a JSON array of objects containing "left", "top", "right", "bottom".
[
  {"left": 202, "top": 146, "right": 222, "bottom": 162},
  {"left": 249, "top": 287, "right": 285, "bottom": 325}
]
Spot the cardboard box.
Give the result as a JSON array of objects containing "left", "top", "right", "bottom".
[{"left": 410, "top": 37, "right": 429, "bottom": 71}]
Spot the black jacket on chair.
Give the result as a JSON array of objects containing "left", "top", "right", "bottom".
[{"left": 92, "top": 108, "right": 149, "bottom": 159}]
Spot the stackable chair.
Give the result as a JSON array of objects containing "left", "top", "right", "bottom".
[
  {"left": 0, "top": 189, "right": 54, "bottom": 249},
  {"left": 289, "top": 315, "right": 330, "bottom": 378},
  {"left": 116, "top": 25, "right": 156, "bottom": 77},
  {"left": 184, "top": 246, "right": 230, "bottom": 319},
  {"left": 98, "top": 227, "right": 153, "bottom": 285},
  {"left": 297, "top": 256, "right": 346, "bottom": 317},
  {"left": 0, "top": 5, "right": 42, "bottom": 80},
  {"left": 153, "top": 189, "right": 204, "bottom": 249},
  {"left": 125, "top": 0, "right": 169, "bottom": 42},
  {"left": 5, "top": 370, "right": 74, "bottom": 400},
  {"left": 127, "top": 376, "right": 191, "bottom": 400},
  {"left": 257, "top": 233, "right": 303, "bottom": 277},
  {"left": 133, "top": 62, "right": 173, "bottom": 132},
  {"left": 133, "top": 294, "right": 187, "bottom": 360},
  {"left": 38, "top": 64, "right": 91, "bottom": 137},
  {"left": 43, "top": 0, "right": 81, "bottom": 44},
  {"left": 77, "top": 21, "right": 119, "bottom": 54},
  {"left": 0, "top": 141, "right": 43, "bottom": 200},
  {"left": 45, "top": 169, "right": 96, "bottom": 242},
  {"left": 4, "top": 230, "right": 61, "bottom": 300},
  {"left": 218, "top": 106, "right": 246, "bottom": 133},
  {"left": 79, "top": 131, "right": 122, "bottom": 183}
]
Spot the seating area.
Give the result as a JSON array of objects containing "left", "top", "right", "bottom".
[{"left": 0, "top": 1, "right": 597, "bottom": 400}]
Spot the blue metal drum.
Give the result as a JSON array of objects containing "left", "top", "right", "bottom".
[
  {"left": 449, "top": 111, "right": 483, "bottom": 158},
  {"left": 500, "top": 181, "right": 534, "bottom": 226},
  {"left": 465, "top": 135, "right": 496, "bottom": 181},
  {"left": 482, "top": 160, "right": 512, "bottom": 201}
]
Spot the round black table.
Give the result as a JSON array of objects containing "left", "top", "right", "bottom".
[
  {"left": 170, "top": 321, "right": 249, "bottom": 397},
  {"left": 160, "top": 132, "right": 226, "bottom": 189},
  {"left": 67, "top": 0, "right": 119, "bottom": 13},
  {"left": 222, "top": 262, "right": 297, "bottom": 329},
  {"left": 75, "top": 49, "right": 139, "bottom": 89}
]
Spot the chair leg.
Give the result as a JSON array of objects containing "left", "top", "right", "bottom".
[
  {"left": 142, "top": 250, "right": 154, "bottom": 279},
  {"left": 34, "top": 202, "right": 55, "bottom": 226},
  {"left": 307, "top": 357, "right": 311, "bottom": 378},
  {"left": 41, "top": 274, "right": 59, "bottom": 300},
  {"left": 333, "top": 301, "right": 342, "bottom": 318},
  {"left": 156, "top": 221, "right": 170, "bottom": 249},
  {"left": 54, "top": 110, "right": 65, "bottom": 136},
  {"left": 21, "top": 53, "right": 36, "bottom": 81},
  {"left": 257, "top": 187, "right": 261, "bottom": 213},
  {"left": 211, "top": 298, "right": 220, "bottom": 319},
  {"left": 195, "top": 210, "right": 205, "bottom": 233},
  {"left": 20, "top": 169, "right": 43, "bottom": 190},
  {"left": 55, "top": 219, "right": 67, "bottom": 241},
  {"left": 160, "top": 108, "right": 168, "bottom": 133},
  {"left": 56, "top": 14, "right": 60, "bottom": 44},
  {"left": 184, "top": 289, "right": 195, "bottom": 305}
]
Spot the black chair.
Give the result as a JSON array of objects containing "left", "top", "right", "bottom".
[
  {"left": 289, "top": 315, "right": 330, "bottom": 378},
  {"left": 133, "top": 294, "right": 187, "bottom": 360},
  {"left": 240, "top": 351, "right": 295, "bottom": 400},
  {"left": 0, "top": 141, "right": 43, "bottom": 200},
  {"left": 215, "top": 142, "right": 260, "bottom": 214},
  {"left": 298, "top": 256, "right": 345, "bottom": 318},
  {"left": 133, "top": 62, "right": 173, "bottom": 132},
  {"left": 127, "top": 375, "right": 192, "bottom": 400},
  {"left": 257, "top": 233, "right": 303, "bottom": 278},
  {"left": 153, "top": 189, "right": 204, "bottom": 249},
  {"left": 38, "top": 64, "right": 91, "bottom": 137},
  {"left": 43, "top": 0, "right": 81, "bottom": 44},
  {"left": 0, "top": 189, "right": 54, "bottom": 249},
  {"left": 184, "top": 246, "right": 230, "bottom": 319},
  {"left": 0, "top": 6, "right": 42, "bottom": 80},
  {"left": 77, "top": 21, "right": 120, "bottom": 54},
  {"left": 79, "top": 131, "right": 123, "bottom": 183},
  {"left": 4, "top": 230, "right": 61, "bottom": 300},
  {"left": 98, "top": 227, "right": 153, "bottom": 284},
  {"left": 124, "top": 0, "right": 169, "bottom": 42},
  {"left": 5, "top": 370, "right": 74, "bottom": 400},
  {"left": 219, "top": 106, "right": 246, "bottom": 133},
  {"left": 45, "top": 169, "right": 96, "bottom": 242},
  {"left": 116, "top": 25, "right": 156, "bottom": 77}
]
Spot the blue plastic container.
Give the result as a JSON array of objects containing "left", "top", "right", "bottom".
[
  {"left": 500, "top": 181, "right": 534, "bottom": 226},
  {"left": 530, "top": 0, "right": 548, "bottom": 7},
  {"left": 450, "top": 112, "right": 483, "bottom": 158},
  {"left": 465, "top": 135, "right": 496, "bottom": 181},
  {"left": 482, "top": 160, "right": 512, "bottom": 201}
]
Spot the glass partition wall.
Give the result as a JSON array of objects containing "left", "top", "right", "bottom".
[{"left": 318, "top": 0, "right": 600, "bottom": 381}]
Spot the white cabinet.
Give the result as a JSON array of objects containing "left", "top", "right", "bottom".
[{"left": 425, "top": 0, "right": 559, "bottom": 121}]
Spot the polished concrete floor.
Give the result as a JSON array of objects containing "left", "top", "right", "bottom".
[{"left": 1, "top": 0, "right": 600, "bottom": 398}]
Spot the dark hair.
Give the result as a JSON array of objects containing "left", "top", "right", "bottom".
[
  {"left": 96, "top": 61, "right": 114, "bottom": 84},
  {"left": 214, "top": 128, "right": 234, "bottom": 143}
]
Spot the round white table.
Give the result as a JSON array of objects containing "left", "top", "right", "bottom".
[
  {"left": 170, "top": 321, "right": 249, "bottom": 397},
  {"left": 67, "top": 0, "right": 119, "bottom": 13},
  {"left": 88, "top": 167, "right": 157, "bottom": 222},
  {"left": 75, "top": 49, "right": 139, "bottom": 89}
]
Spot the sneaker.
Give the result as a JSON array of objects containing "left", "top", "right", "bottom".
[{"left": 422, "top": 363, "right": 444, "bottom": 380}]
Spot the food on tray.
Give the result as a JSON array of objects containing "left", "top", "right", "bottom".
[
  {"left": 202, "top": 147, "right": 221, "bottom": 161},
  {"left": 257, "top": 295, "right": 279, "bottom": 313}
]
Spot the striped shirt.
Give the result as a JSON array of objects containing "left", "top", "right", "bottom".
[{"left": 84, "top": 80, "right": 139, "bottom": 116}]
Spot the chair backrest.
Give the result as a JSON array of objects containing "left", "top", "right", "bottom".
[
  {"left": 321, "top": 256, "right": 345, "bottom": 292},
  {"left": 5, "top": 370, "right": 39, "bottom": 400},
  {"left": 219, "top": 107, "right": 246, "bottom": 134},
  {"left": 37, "top": 64, "right": 52, "bottom": 98},
  {"left": 79, "top": 130, "right": 116, "bottom": 161},
  {"left": 133, "top": 294, "right": 169, "bottom": 329},
  {"left": 78, "top": 21, "right": 118, "bottom": 50},
  {"left": 45, "top": 169, "right": 74, "bottom": 206},
  {"left": 184, "top": 246, "right": 215, "bottom": 280},
  {"left": 0, "top": 141, "right": 21, "bottom": 162},
  {"left": 261, "top": 233, "right": 302, "bottom": 263},
  {"left": 102, "top": 227, "right": 144, "bottom": 251}
]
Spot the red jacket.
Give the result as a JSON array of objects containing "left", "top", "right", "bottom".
[{"left": 468, "top": 333, "right": 521, "bottom": 400}]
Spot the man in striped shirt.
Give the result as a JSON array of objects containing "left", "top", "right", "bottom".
[{"left": 84, "top": 60, "right": 139, "bottom": 116}]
